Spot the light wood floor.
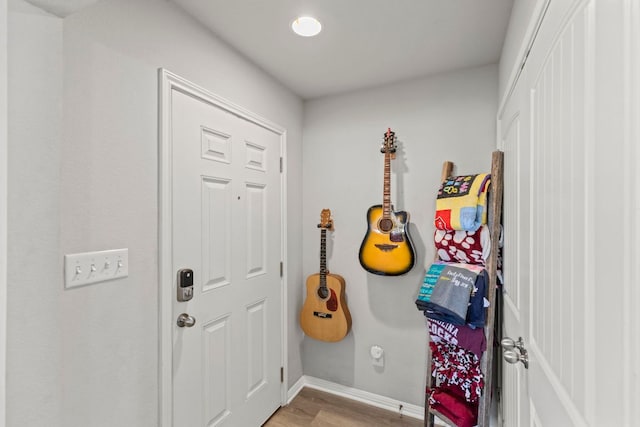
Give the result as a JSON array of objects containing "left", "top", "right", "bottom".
[{"left": 263, "top": 387, "right": 424, "bottom": 427}]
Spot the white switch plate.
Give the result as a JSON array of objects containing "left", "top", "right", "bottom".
[{"left": 64, "top": 248, "right": 129, "bottom": 289}]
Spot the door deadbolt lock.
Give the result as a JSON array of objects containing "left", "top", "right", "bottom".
[{"left": 177, "top": 268, "right": 194, "bottom": 302}]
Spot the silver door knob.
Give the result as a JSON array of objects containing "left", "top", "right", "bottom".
[
  {"left": 501, "top": 336, "right": 525, "bottom": 351},
  {"left": 501, "top": 336, "right": 529, "bottom": 369},
  {"left": 503, "top": 349, "right": 529, "bottom": 368},
  {"left": 177, "top": 313, "right": 196, "bottom": 328}
]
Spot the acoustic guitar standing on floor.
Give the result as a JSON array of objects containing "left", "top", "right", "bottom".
[
  {"left": 300, "top": 209, "right": 352, "bottom": 342},
  {"left": 359, "top": 129, "right": 416, "bottom": 276}
]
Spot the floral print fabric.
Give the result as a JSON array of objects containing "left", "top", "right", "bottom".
[{"left": 429, "top": 341, "right": 484, "bottom": 403}]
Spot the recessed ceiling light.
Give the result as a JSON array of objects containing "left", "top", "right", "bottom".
[{"left": 291, "top": 16, "right": 322, "bottom": 37}]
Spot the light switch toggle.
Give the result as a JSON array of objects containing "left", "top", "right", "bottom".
[{"left": 64, "top": 248, "right": 129, "bottom": 289}]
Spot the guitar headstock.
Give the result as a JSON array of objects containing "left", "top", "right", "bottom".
[
  {"left": 380, "top": 128, "right": 397, "bottom": 159},
  {"left": 318, "top": 208, "right": 334, "bottom": 230}
]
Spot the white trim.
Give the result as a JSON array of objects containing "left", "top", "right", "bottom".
[
  {"left": 497, "top": 0, "right": 551, "bottom": 119},
  {"left": 158, "top": 68, "right": 288, "bottom": 426},
  {"left": 622, "top": 1, "right": 632, "bottom": 423},
  {"left": 632, "top": 3, "right": 640, "bottom": 423},
  {"left": 289, "top": 375, "right": 426, "bottom": 421},
  {"left": 582, "top": 2, "right": 597, "bottom": 424},
  {"left": 622, "top": 1, "right": 640, "bottom": 424},
  {"left": 279, "top": 129, "right": 289, "bottom": 405},
  {"left": 0, "top": 1, "right": 8, "bottom": 425},
  {"left": 286, "top": 375, "right": 306, "bottom": 404}
]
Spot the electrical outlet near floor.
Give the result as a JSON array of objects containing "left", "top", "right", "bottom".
[{"left": 64, "top": 248, "right": 129, "bottom": 289}]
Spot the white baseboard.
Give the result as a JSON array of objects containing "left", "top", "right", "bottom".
[
  {"left": 286, "top": 375, "right": 306, "bottom": 404},
  {"left": 286, "top": 375, "right": 425, "bottom": 421}
]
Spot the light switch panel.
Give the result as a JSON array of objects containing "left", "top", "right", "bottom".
[{"left": 64, "top": 248, "right": 129, "bottom": 289}]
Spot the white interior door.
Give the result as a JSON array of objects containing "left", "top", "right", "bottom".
[
  {"left": 500, "top": 71, "right": 530, "bottom": 427},
  {"left": 169, "top": 84, "right": 283, "bottom": 426},
  {"left": 500, "top": 0, "right": 595, "bottom": 425}
]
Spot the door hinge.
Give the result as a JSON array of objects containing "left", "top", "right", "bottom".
[
  {"left": 280, "top": 157, "right": 283, "bottom": 173},
  {"left": 280, "top": 367, "right": 284, "bottom": 383},
  {"left": 280, "top": 261, "right": 283, "bottom": 277}
]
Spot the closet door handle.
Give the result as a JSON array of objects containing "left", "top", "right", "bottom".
[
  {"left": 502, "top": 336, "right": 529, "bottom": 369},
  {"left": 501, "top": 336, "right": 525, "bottom": 351},
  {"left": 177, "top": 313, "right": 196, "bottom": 328}
]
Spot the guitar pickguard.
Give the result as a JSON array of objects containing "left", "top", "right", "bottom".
[{"left": 389, "top": 229, "right": 405, "bottom": 242}]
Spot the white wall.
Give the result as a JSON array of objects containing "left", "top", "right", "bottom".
[
  {"left": 301, "top": 64, "right": 498, "bottom": 406},
  {"left": 7, "top": 0, "right": 304, "bottom": 425},
  {"left": 8, "top": 2, "right": 64, "bottom": 425}
]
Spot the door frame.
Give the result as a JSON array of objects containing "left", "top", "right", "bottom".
[
  {"left": 497, "top": 0, "right": 550, "bottom": 117},
  {"left": 157, "top": 68, "right": 288, "bottom": 426},
  {"left": 1, "top": 0, "right": 8, "bottom": 424},
  {"left": 622, "top": 1, "right": 640, "bottom": 423},
  {"left": 495, "top": 1, "right": 549, "bottom": 424}
]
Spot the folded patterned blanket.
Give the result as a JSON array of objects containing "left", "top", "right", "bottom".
[
  {"left": 435, "top": 173, "right": 491, "bottom": 231},
  {"left": 429, "top": 341, "right": 484, "bottom": 403},
  {"left": 434, "top": 224, "right": 491, "bottom": 265},
  {"left": 416, "top": 262, "right": 488, "bottom": 328}
]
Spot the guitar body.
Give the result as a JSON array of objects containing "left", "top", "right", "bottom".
[
  {"left": 359, "top": 204, "right": 416, "bottom": 276},
  {"left": 300, "top": 273, "right": 352, "bottom": 342}
]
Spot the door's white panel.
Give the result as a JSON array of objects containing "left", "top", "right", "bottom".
[
  {"left": 201, "top": 127, "right": 232, "bottom": 164},
  {"left": 502, "top": 111, "right": 521, "bottom": 316},
  {"left": 203, "top": 316, "right": 231, "bottom": 426},
  {"left": 529, "top": 3, "right": 590, "bottom": 418},
  {"left": 245, "top": 183, "right": 266, "bottom": 277},
  {"left": 530, "top": 401, "right": 542, "bottom": 427},
  {"left": 502, "top": 361, "right": 521, "bottom": 427},
  {"left": 202, "top": 176, "right": 232, "bottom": 291},
  {"left": 168, "top": 77, "right": 282, "bottom": 427},
  {"left": 246, "top": 299, "right": 267, "bottom": 398},
  {"left": 245, "top": 140, "right": 266, "bottom": 171},
  {"left": 501, "top": 51, "right": 530, "bottom": 427},
  {"left": 626, "top": 1, "right": 640, "bottom": 424}
]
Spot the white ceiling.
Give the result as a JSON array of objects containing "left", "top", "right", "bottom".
[
  {"left": 26, "top": 0, "right": 515, "bottom": 100},
  {"left": 171, "top": 0, "right": 514, "bottom": 99}
]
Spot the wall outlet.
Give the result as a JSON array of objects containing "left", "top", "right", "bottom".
[
  {"left": 370, "top": 345, "right": 384, "bottom": 367},
  {"left": 64, "top": 248, "right": 128, "bottom": 289}
]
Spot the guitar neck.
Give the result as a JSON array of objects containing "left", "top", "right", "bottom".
[
  {"left": 319, "top": 228, "right": 327, "bottom": 289},
  {"left": 382, "top": 150, "right": 392, "bottom": 218}
]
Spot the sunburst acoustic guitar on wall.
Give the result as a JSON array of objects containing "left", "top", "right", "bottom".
[
  {"left": 358, "top": 129, "right": 416, "bottom": 276},
  {"left": 300, "top": 209, "right": 352, "bottom": 342}
]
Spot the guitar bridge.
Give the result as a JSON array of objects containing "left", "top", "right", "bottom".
[
  {"left": 313, "top": 311, "right": 332, "bottom": 319},
  {"left": 374, "top": 243, "right": 398, "bottom": 252}
]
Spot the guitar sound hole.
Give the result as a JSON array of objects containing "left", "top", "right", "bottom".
[
  {"left": 378, "top": 218, "right": 393, "bottom": 232},
  {"left": 317, "top": 287, "right": 329, "bottom": 299}
]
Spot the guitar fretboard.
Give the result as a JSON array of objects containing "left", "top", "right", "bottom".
[
  {"left": 319, "top": 228, "right": 327, "bottom": 290},
  {"left": 382, "top": 149, "right": 391, "bottom": 219}
]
